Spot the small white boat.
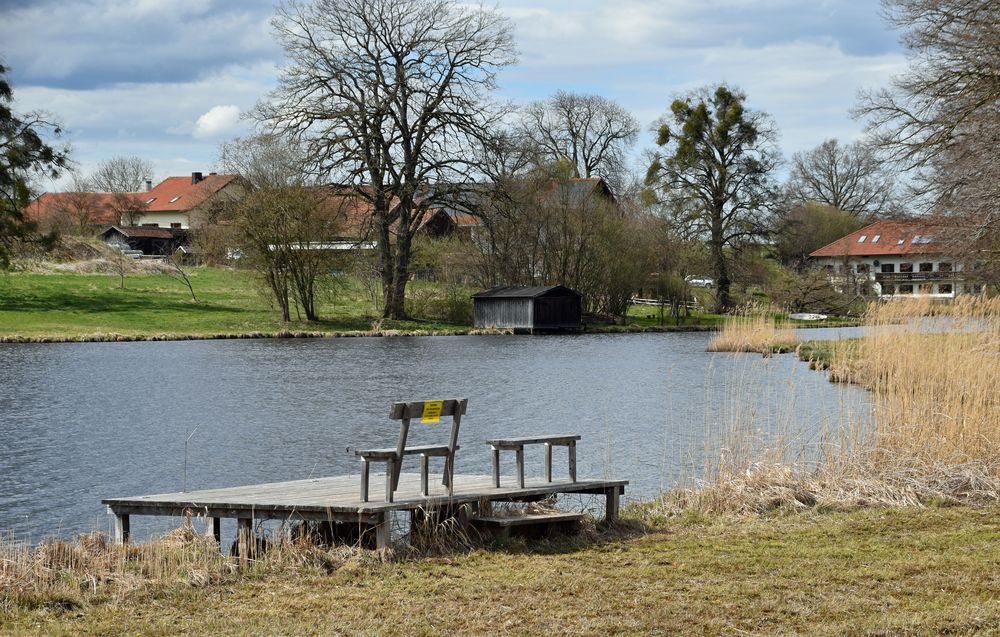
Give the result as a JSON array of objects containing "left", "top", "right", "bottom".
[{"left": 788, "top": 312, "right": 828, "bottom": 321}]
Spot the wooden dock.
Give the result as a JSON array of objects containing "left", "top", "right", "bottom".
[{"left": 103, "top": 473, "right": 627, "bottom": 550}]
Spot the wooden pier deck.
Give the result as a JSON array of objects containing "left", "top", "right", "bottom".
[{"left": 103, "top": 473, "right": 628, "bottom": 549}]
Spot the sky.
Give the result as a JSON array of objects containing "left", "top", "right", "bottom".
[{"left": 0, "top": 0, "right": 907, "bottom": 192}]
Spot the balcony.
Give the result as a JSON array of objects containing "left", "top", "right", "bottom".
[{"left": 874, "top": 271, "right": 956, "bottom": 283}]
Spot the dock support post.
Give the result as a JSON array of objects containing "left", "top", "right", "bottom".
[
  {"left": 236, "top": 517, "right": 252, "bottom": 559},
  {"left": 604, "top": 486, "right": 620, "bottom": 523},
  {"left": 112, "top": 511, "right": 130, "bottom": 544},
  {"left": 516, "top": 447, "right": 525, "bottom": 489},
  {"left": 491, "top": 447, "right": 500, "bottom": 488},
  {"left": 206, "top": 517, "right": 221, "bottom": 543},
  {"left": 375, "top": 512, "right": 390, "bottom": 551}
]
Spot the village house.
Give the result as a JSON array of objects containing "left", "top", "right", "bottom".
[
  {"left": 809, "top": 219, "right": 982, "bottom": 298},
  {"left": 130, "top": 172, "right": 244, "bottom": 229}
]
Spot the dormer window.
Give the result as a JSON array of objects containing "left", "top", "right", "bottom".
[
  {"left": 871, "top": 234, "right": 880, "bottom": 243},
  {"left": 169, "top": 196, "right": 181, "bottom": 203},
  {"left": 145, "top": 197, "right": 156, "bottom": 204},
  {"left": 857, "top": 235, "right": 867, "bottom": 243}
]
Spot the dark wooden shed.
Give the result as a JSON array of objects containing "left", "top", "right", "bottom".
[{"left": 472, "top": 285, "right": 583, "bottom": 333}]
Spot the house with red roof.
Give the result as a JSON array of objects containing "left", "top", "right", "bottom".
[
  {"left": 131, "top": 172, "right": 244, "bottom": 229},
  {"left": 809, "top": 219, "right": 980, "bottom": 298}
]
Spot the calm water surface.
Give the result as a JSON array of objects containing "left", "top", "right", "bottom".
[{"left": 0, "top": 330, "right": 869, "bottom": 540}]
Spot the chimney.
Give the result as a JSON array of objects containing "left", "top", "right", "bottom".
[
  {"left": 144, "top": 178, "right": 152, "bottom": 192},
  {"left": 209, "top": 172, "right": 217, "bottom": 176},
  {"left": 191, "top": 171, "right": 203, "bottom": 185}
]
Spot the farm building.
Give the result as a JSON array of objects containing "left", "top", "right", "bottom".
[
  {"left": 472, "top": 285, "right": 583, "bottom": 333},
  {"left": 100, "top": 225, "right": 189, "bottom": 256}
]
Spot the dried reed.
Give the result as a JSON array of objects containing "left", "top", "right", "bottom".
[{"left": 707, "top": 305, "right": 798, "bottom": 354}]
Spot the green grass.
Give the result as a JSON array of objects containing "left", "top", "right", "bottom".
[
  {"left": 3, "top": 506, "right": 999, "bottom": 635},
  {"left": 0, "top": 268, "right": 470, "bottom": 339}
]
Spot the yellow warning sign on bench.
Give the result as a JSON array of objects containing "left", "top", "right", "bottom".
[{"left": 421, "top": 400, "right": 444, "bottom": 423}]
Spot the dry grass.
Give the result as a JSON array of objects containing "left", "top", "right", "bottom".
[
  {"left": 655, "top": 295, "right": 1000, "bottom": 520},
  {"left": 707, "top": 305, "right": 798, "bottom": 354}
]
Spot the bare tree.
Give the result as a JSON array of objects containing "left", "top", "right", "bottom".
[
  {"left": 786, "top": 139, "right": 899, "bottom": 217},
  {"left": 256, "top": 0, "right": 516, "bottom": 320},
  {"left": 857, "top": 0, "right": 1000, "bottom": 225},
  {"left": 88, "top": 156, "right": 155, "bottom": 193},
  {"left": 220, "top": 133, "right": 345, "bottom": 322},
  {"left": 521, "top": 91, "right": 639, "bottom": 191}
]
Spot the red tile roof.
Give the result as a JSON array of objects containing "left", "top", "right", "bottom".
[
  {"left": 809, "top": 219, "right": 947, "bottom": 258},
  {"left": 143, "top": 174, "right": 239, "bottom": 212},
  {"left": 24, "top": 192, "right": 131, "bottom": 226}
]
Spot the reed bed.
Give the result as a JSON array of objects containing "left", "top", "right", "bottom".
[
  {"left": 643, "top": 295, "right": 1000, "bottom": 521},
  {"left": 706, "top": 305, "right": 798, "bottom": 354}
]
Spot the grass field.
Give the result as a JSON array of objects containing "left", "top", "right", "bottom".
[
  {"left": 0, "top": 268, "right": 471, "bottom": 339},
  {"left": 3, "top": 506, "right": 998, "bottom": 636},
  {"left": 0, "top": 267, "right": 738, "bottom": 340}
]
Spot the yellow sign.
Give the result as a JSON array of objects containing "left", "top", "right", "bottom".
[{"left": 421, "top": 400, "right": 444, "bottom": 424}]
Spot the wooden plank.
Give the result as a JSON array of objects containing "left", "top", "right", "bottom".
[
  {"left": 474, "top": 512, "right": 584, "bottom": 527},
  {"left": 486, "top": 435, "right": 581, "bottom": 447},
  {"left": 545, "top": 443, "right": 553, "bottom": 482}
]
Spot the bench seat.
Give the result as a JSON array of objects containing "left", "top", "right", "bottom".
[
  {"left": 487, "top": 435, "right": 580, "bottom": 488},
  {"left": 356, "top": 445, "right": 456, "bottom": 459}
]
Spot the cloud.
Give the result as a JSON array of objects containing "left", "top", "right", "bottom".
[
  {"left": 0, "top": 0, "right": 277, "bottom": 89},
  {"left": 192, "top": 105, "right": 242, "bottom": 139}
]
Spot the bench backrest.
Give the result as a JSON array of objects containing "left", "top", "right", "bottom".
[{"left": 389, "top": 399, "right": 468, "bottom": 465}]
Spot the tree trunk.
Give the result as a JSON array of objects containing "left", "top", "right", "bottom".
[{"left": 710, "top": 213, "right": 731, "bottom": 314}]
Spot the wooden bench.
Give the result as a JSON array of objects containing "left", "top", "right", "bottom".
[
  {"left": 356, "top": 399, "right": 468, "bottom": 503},
  {"left": 486, "top": 435, "right": 581, "bottom": 488}
]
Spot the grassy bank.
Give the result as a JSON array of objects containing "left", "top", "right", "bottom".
[
  {"left": 0, "top": 268, "right": 472, "bottom": 340},
  {"left": 2, "top": 506, "right": 998, "bottom": 635},
  {"left": 0, "top": 268, "right": 779, "bottom": 341}
]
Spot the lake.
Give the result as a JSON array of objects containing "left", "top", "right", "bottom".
[{"left": 0, "top": 329, "right": 869, "bottom": 541}]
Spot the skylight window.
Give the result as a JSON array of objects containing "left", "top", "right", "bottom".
[
  {"left": 897, "top": 239, "right": 905, "bottom": 245},
  {"left": 912, "top": 235, "right": 936, "bottom": 244},
  {"left": 871, "top": 234, "right": 880, "bottom": 243},
  {"left": 857, "top": 235, "right": 867, "bottom": 243},
  {"left": 145, "top": 197, "right": 156, "bottom": 204},
  {"left": 169, "top": 196, "right": 181, "bottom": 203}
]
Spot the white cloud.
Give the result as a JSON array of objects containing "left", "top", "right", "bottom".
[{"left": 192, "top": 105, "right": 242, "bottom": 139}]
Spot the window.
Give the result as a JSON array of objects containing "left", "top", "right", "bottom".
[
  {"left": 919, "top": 262, "right": 933, "bottom": 272},
  {"left": 919, "top": 283, "right": 933, "bottom": 294},
  {"left": 938, "top": 283, "right": 953, "bottom": 294},
  {"left": 856, "top": 263, "right": 870, "bottom": 274},
  {"left": 880, "top": 263, "right": 895, "bottom": 273},
  {"left": 969, "top": 283, "right": 983, "bottom": 294},
  {"left": 145, "top": 197, "right": 156, "bottom": 204},
  {"left": 899, "top": 284, "right": 914, "bottom": 294},
  {"left": 897, "top": 238, "right": 905, "bottom": 245},
  {"left": 913, "top": 235, "right": 936, "bottom": 244},
  {"left": 938, "top": 262, "right": 952, "bottom": 272},
  {"left": 857, "top": 235, "right": 867, "bottom": 243},
  {"left": 170, "top": 223, "right": 182, "bottom": 229},
  {"left": 169, "top": 196, "right": 181, "bottom": 203},
  {"left": 900, "top": 263, "right": 913, "bottom": 273},
  {"left": 871, "top": 234, "right": 881, "bottom": 243}
]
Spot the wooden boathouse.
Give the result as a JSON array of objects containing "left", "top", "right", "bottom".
[{"left": 472, "top": 285, "right": 583, "bottom": 333}]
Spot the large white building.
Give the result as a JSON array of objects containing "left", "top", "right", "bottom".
[{"left": 809, "top": 220, "right": 982, "bottom": 298}]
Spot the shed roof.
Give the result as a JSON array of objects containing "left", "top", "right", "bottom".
[
  {"left": 472, "top": 285, "right": 582, "bottom": 299},
  {"left": 101, "top": 225, "right": 186, "bottom": 239}
]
